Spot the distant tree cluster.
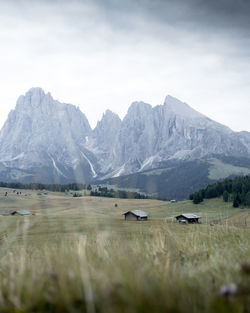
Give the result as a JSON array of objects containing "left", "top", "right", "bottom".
[
  {"left": 0, "top": 181, "right": 149, "bottom": 200},
  {"left": 189, "top": 176, "right": 250, "bottom": 207},
  {"left": 90, "top": 186, "right": 148, "bottom": 199},
  {"left": 72, "top": 192, "right": 83, "bottom": 197},
  {"left": 0, "top": 181, "right": 91, "bottom": 192}
]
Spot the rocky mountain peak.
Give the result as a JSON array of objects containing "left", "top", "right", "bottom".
[
  {"left": 126, "top": 101, "right": 152, "bottom": 117},
  {"left": 0, "top": 88, "right": 249, "bottom": 185},
  {"left": 16, "top": 87, "right": 49, "bottom": 110},
  {"left": 0, "top": 88, "right": 94, "bottom": 183},
  {"left": 27, "top": 87, "right": 46, "bottom": 96},
  {"left": 14, "top": 88, "right": 91, "bottom": 133},
  {"left": 91, "top": 109, "right": 121, "bottom": 164},
  {"left": 163, "top": 95, "right": 204, "bottom": 119},
  {"left": 100, "top": 109, "right": 121, "bottom": 123},
  {"left": 24, "top": 87, "right": 47, "bottom": 100}
]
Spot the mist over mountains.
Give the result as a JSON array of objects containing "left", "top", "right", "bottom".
[{"left": 0, "top": 87, "right": 250, "bottom": 199}]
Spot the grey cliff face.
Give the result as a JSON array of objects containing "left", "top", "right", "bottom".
[
  {"left": 0, "top": 88, "right": 249, "bottom": 183},
  {"left": 0, "top": 88, "right": 95, "bottom": 183},
  {"left": 87, "top": 110, "right": 121, "bottom": 174},
  {"left": 99, "top": 95, "right": 247, "bottom": 177}
]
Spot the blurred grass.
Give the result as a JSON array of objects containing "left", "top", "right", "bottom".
[{"left": 0, "top": 188, "right": 249, "bottom": 312}]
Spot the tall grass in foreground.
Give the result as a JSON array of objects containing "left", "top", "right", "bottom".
[{"left": 0, "top": 219, "right": 249, "bottom": 313}]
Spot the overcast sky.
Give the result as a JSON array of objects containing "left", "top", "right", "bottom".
[{"left": 0, "top": 0, "right": 250, "bottom": 131}]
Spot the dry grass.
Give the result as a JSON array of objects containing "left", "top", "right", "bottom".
[{"left": 0, "top": 188, "right": 249, "bottom": 312}]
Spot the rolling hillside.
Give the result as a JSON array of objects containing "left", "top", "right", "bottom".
[{"left": 99, "top": 155, "right": 250, "bottom": 200}]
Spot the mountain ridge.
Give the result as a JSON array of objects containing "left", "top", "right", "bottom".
[{"left": 0, "top": 87, "right": 250, "bottom": 199}]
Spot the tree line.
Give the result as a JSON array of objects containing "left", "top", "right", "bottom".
[
  {"left": 189, "top": 176, "right": 250, "bottom": 207},
  {"left": 0, "top": 181, "right": 150, "bottom": 200},
  {"left": 90, "top": 186, "right": 149, "bottom": 199},
  {"left": 0, "top": 181, "right": 92, "bottom": 192}
]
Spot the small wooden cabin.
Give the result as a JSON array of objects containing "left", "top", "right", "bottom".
[
  {"left": 175, "top": 213, "right": 201, "bottom": 224},
  {"left": 11, "top": 210, "right": 31, "bottom": 216},
  {"left": 123, "top": 210, "right": 148, "bottom": 221}
]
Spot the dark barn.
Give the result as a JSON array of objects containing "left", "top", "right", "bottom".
[
  {"left": 176, "top": 214, "right": 201, "bottom": 224},
  {"left": 123, "top": 210, "right": 148, "bottom": 221}
]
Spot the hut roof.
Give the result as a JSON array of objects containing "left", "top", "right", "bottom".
[
  {"left": 176, "top": 213, "right": 201, "bottom": 219},
  {"left": 16, "top": 210, "right": 31, "bottom": 216},
  {"left": 123, "top": 210, "right": 148, "bottom": 217}
]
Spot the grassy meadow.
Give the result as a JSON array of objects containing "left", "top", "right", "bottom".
[{"left": 0, "top": 188, "right": 249, "bottom": 313}]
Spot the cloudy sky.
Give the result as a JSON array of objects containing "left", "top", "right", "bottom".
[{"left": 0, "top": 0, "right": 250, "bottom": 131}]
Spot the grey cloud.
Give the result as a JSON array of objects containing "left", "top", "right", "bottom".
[
  {"left": 0, "top": 0, "right": 250, "bottom": 131},
  {"left": 75, "top": 0, "right": 250, "bottom": 32},
  {"left": 2, "top": 0, "right": 250, "bottom": 60},
  {"left": 57, "top": 0, "right": 250, "bottom": 58},
  {"left": 7, "top": 0, "right": 250, "bottom": 29},
  {"left": 4, "top": 0, "right": 250, "bottom": 40}
]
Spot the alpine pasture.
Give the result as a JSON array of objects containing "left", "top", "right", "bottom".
[{"left": 0, "top": 188, "right": 249, "bottom": 313}]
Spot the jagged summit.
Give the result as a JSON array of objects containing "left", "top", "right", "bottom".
[
  {"left": 17, "top": 87, "right": 47, "bottom": 101},
  {"left": 20, "top": 87, "right": 47, "bottom": 98},
  {"left": 100, "top": 109, "right": 121, "bottom": 122},
  {"left": 16, "top": 87, "right": 53, "bottom": 111},
  {"left": 94, "top": 110, "right": 121, "bottom": 136},
  {"left": 163, "top": 95, "right": 204, "bottom": 119},
  {"left": 126, "top": 101, "right": 152, "bottom": 116},
  {"left": 27, "top": 87, "right": 46, "bottom": 95},
  {"left": 0, "top": 88, "right": 249, "bottom": 185},
  {"left": 0, "top": 88, "right": 93, "bottom": 183}
]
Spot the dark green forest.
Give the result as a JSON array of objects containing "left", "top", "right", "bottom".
[
  {"left": 190, "top": 176, "right": 250, "bottom": 207},
  {"left": 90, "top": 186, "right": 149, "bottom": 199},
  {"left": 0, "top": 181, "right": 91, "bottom": 192}
]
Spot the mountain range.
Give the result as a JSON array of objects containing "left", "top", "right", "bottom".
[{"left": 1, "top": 87, "right": 250, "bottom": 199}]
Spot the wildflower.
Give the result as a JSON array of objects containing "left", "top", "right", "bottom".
[
  {"left": 241, "top": 262, "right": 250, "bottom": 275},
  {"left": 50, "top": 271, "right": 59, "bottom": 281},
  {"left": 219, "top": 283, "right": 237, "bottom": 297}
]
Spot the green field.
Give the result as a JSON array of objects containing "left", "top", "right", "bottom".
[
  {"left": 0, "top": 188, "right": 249, "bottom": 313},
  {"left": 208, "top": 158, "right": 250, "bottom": 180}
]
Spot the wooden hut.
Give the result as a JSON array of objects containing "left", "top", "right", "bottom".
[
  {"left": 123, "top": 210, "right": 148, "bottom": 221},
  {"left": 11, "top": 210, "right": 31, "bottom": 216},
  {"left": 175, "top": 213, "right": 201, "bottom": 224}
]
